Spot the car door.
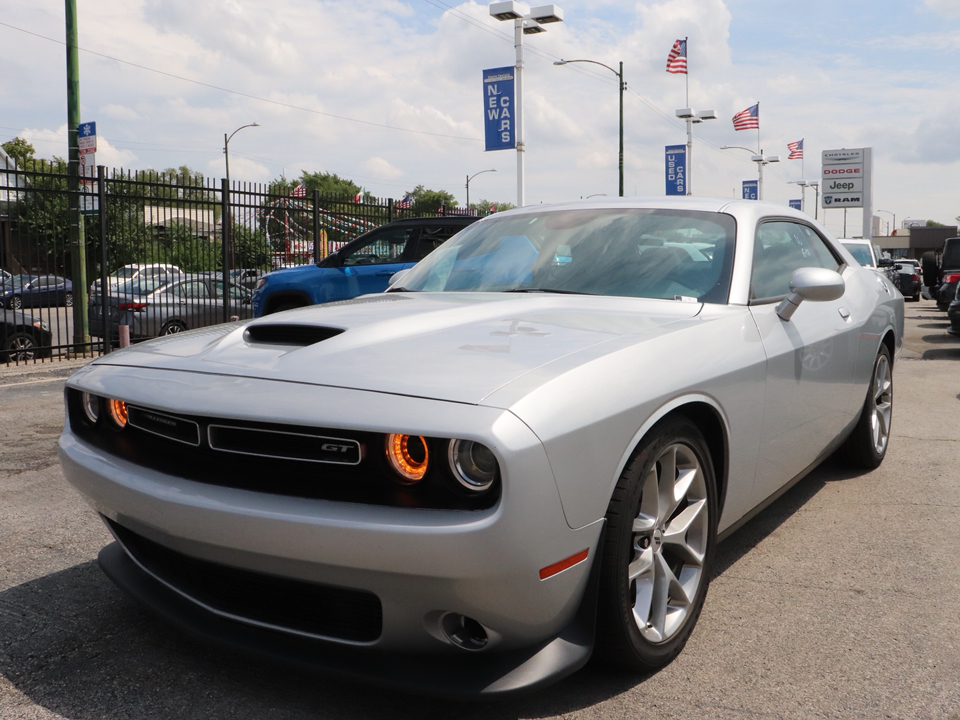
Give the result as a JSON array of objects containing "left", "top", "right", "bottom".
[
  {"left": 748, "top": 220, "right": 861, "bottom": 500},
  {"left": 321, "top": 226, "right": 419, "bottom": 302},
  {"left": 409, "top": 223, "right": 467, "bottom": 261}
]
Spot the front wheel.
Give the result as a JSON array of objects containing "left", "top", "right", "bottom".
[
  {"left": 159, "top": 320, "right": 187, "bottom": 336},
  {"left": 10, "top": 295, "right": 22, "bottom": 310},
  {"left": 595, "top": 416, "right": 717, "bottom": 671},
  {"left": 2, "top": 332, "right": 38, "bottom": 362},
  {"left": 65, "top": 292, "right": 74, "bottom": 307},
  {"left": 837, "top": 344, "right": 893, "bottom": 469}
]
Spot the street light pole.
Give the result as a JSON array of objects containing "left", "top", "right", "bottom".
[
  {"left": 554, "top": 58, "right": 625, "bottom": 196},
  {"left": 876, "top": 209, "right": 896, "bottom": 236},
  {"left": 676, "top": 109, "right": 716, "bottom": 195},
  {"left": 490, "top": 2, "right": 564, "bottom": 207},
  {"left": 223, "top": 122, "right": 259, "bottom": 284},
  {"left": 466, "top": 169, "right": 497, "bottom": 212},
  {"left": 722, "top": 146, "right": 780, "bottom": 201}
]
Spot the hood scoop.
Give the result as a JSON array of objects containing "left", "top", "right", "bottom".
[{"left": 243, "top": 324, "right": 344, "bottom": 347}]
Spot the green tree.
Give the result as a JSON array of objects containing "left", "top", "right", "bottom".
[
  {"left": 926, "top": 220, "right": 946, "bottom": 228},
  {"left": 1, "top": 137, "right": 36, "bottom": 167},
  {"left": 405, "top": 185, "right": 457, "bottom": 215},
  {"left": 472, "top": 199, "right": 515, "bottom": 216}
]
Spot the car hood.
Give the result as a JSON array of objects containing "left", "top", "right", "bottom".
[{"left": 91, "top": 292, "right": 704, "bottom": 405}]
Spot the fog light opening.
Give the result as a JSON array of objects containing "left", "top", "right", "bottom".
[{"left": 440, "top": 613, "right": 488, "bottom": 651}]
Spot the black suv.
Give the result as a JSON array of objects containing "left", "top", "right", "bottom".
[
  {"left": 936, "top": 237, "right": 960, "bottom": 310},
  {"left": 252, "top": 216, "right": 479, "bottom": 317}
]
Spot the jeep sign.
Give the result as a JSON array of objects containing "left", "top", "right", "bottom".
[{"left": 822, "top": 147, "right": 873, "bottom": 239}]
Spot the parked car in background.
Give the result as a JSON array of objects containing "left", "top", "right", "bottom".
[
  {"left": 1, "top": 307, "right": 52, "bottom": 362},
  {"left": 252, "top": 216, "right": 479, "bottom": 317},
  {"left": 61, "top": 198, "right": 902, "bottom": 696},
  {"left": 840, "top": 239, "right": 899, "bottom": 289},
  {"left": 895, "top": 259, "right": 921, "bottom": 301},
  {"left": 89, "top": 273, "right": 253, "bottom": 340},
  {"left": 936, "top": 237, "right": 960, "bottom": 310},
  {"left": 1, "top": 274, "right": 74, "bottom": 309},
  {"left": 228, "top": 268, "right": 266, "bottom": 290},
  {"left": 0, "top": 269, "right": 11, "bottom": 285},
  {"left": 90, "top": 263, "right": 183, "bottom": 296}
]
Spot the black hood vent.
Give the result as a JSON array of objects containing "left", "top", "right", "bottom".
[{"left": 243, "top": 324, "right": 344, "bottom": 346}]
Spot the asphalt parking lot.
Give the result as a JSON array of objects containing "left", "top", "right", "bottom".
[{"left": 1, "top": 300, "right": 959, "bottom": 720}]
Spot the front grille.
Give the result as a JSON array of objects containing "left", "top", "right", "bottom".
[
  {"left": 66, "top": 389, "right": 499, "bottom": 511},
  {"left": 107, "top": 518, "right": 382, "bottom": 643}
]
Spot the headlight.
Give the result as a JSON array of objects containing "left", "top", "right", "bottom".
[
  {"left": 107, "top": 399, "right": 128, "bottom": 428},
  {"left": 255, "top": 278, "right": 268, "bottom": 290},
  {"left": 32, "top": 320, "right": 48, "bottom": 330},
  {"left": 81, "top": 392, "right": 100, "bottom": 424},
  {"left": 447, "top": 439, "right": 498, "bottom": 492},
  {"left": 386, "top": 434, "right": 429, "bottom": 484}
]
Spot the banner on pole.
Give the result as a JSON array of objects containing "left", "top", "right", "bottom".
[
  {"left": 665, "top": 145, "right": 686, "bottom": 196},
  {"left": 742, "top": 180, "right": 758, "bottom": 200},
  {"left": 789, "top": 199, "right": 802, "bottom": 210},
  {"left": 78, "top": 121, "right": 99, "bottom": 214},
  {"left": 483, "top": 67, "right": 516, "bottom": 151}
]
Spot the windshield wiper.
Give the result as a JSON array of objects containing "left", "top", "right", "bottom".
[{"left": 502, "top": 288, "right": 595, "bottom": 295}]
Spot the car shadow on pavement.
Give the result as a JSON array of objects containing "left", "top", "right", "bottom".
[{"left": 0, "top": 463, "right": 851, "bottom": 720}]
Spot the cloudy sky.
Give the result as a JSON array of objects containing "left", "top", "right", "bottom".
[{"left": 2, "top": 0, "right": 959, "bottom": 238}]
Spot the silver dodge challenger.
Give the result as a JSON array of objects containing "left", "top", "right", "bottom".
[{"left": 59, "top": 198, "right": 903, "bottom": 697}]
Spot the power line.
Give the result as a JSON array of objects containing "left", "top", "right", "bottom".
[{"left": 0, "top": 20, "right": 481, "bottom": 143}]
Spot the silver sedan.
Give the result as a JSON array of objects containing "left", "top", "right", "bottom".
[{"left": 59, "top": 198, "right": 902, "bottom": 697}]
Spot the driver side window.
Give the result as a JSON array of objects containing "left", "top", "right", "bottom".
[
  {"left": 341, "top": 228, "right": 417, "bottom": 267},
  {"left": 751, "top": 221, "right": 841, "bottom": 301}
]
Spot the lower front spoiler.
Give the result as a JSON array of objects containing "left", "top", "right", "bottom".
[{"left": 99, "top": 541, "right": 600, "bottom": 699}]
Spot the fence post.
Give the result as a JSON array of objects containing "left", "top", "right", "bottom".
[
  {"left": 388, "top": 198, "right": 394, "bottom": 223},
  {"left": 312, "top": 189, "right": 321, "bottom": 263},
  {"left": 97, "top": 165, "right": 110, "bottom": 355},
  {"left": 221, "top": 177, "right": 231, "bottom": 324}
]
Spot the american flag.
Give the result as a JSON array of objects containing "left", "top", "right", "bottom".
[
  {"left": 354, "top": 190, "right": 363, "bottom": 203},
  {"left": 666, "top": 39, "right": 687, "bottom": 74},
  {"left": 732, "top": 103, "right": 759, "bottom": 131},
  {"left": 290, "top": 183, "right": 306, "bottom": 197},
  {"left": 787, "top": 139, "right": 804, "bottom": 160},
  {"left": 396, "top": 195, "right": 412, "bottom": 211}
]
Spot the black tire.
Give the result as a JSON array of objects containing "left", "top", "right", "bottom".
[
  {"left": 921, "top": 251, "right": 939, "bottom": 287},
  {"left": 2, "top": 332, "right": 38, "bottom": 362},
  {"left": 159, "top": 320, "right": 187, "bottom": 336},
  {"left": 65, "top": 292, "right": 74, "bottom": 307},
  {"left": 595, "top": 416, "right": 718, "bottom": 671},
  {"left": 837, "top": 344, "right": 893, "bottom": 469}
]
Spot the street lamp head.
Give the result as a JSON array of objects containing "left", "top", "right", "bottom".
[
  {"left": 696, "top": 110, "right": 717, "bottom": 120},
  {"left": 529, "top": 4, "right": 563, "bottom": 22},
  {"left": 766, "top": 155, "right": 781, "bottom": 163},
  {"left": 553, "top": 60, "right": 568, "bottom": 66},
  {"left": 750, "top": 154, "right": 765, "bottom": 163},
  {"left": 676, "top": 108, "right": 696, "bottom": 119},
  {"left": 522, "top": 19, "right": 546, "bottom": 34},
  {"left": 489, "top": 1, "right": 526, "bottom": 20}
]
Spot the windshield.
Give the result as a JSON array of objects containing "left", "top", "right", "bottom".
[
  {"left": 110, "top": 267, "right": 138, "bottom": 279},
  {"left": 842, "top": 243, "right": 875, "bottom": 267},
  {"left": 397, "top": 208, "right": 736, "bottom": 303}
]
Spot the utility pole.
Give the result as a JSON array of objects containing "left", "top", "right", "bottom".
[{"left": 65, "top": 0, "right": 89, "bottom": 351}]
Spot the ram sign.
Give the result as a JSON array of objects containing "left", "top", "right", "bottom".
[{"left": 821, "top": 147, "right": 874, "bottom": 239}]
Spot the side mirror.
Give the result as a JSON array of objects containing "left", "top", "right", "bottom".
[
  {"left": 776, "top": 267, "right": 845, "bottom": 321},
  {"left": 388, "top": 269, "right": 410, "bottom": 289},
  {"left": 878, "top": 257, "right": 894, "bottom": 267}
]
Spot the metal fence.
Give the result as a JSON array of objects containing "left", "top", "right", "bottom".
[{"left": 0, "top": 164, "right": 472, "bottom": 365}]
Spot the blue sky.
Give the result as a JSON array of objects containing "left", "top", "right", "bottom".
[{"left": 2, "top": 0, "right": 960, "bottom": 236}]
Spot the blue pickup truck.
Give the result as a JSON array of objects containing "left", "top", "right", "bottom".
[{"left": 252, "top": 216, "right": 479, "bottom": 317}]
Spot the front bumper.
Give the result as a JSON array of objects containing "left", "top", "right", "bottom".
[{"left": 59, "top": 365, "right": 604, "bottom": 694}]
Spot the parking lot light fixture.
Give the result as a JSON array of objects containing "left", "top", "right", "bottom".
[
  {"left": 554, "top": 58, "right": 625, "bottom": 196},
  {"left": 489, "top": 1, "right": 564, "bottom": 207},
  {"left": 674, "top": 108, "right": 716, "bottom": 195},
  {"left": 466, "top": 169, "right": 497, "bottom": 212},
  {"left": 722, "top": 146, "right": 779, "bottom": 201}
]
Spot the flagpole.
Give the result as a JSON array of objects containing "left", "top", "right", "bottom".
[
  {"left": 756, "top": 102, "right": 760, "bottom": 153},
  {"left": 684, "top": 36, "right": 689, "bottom": 107}
]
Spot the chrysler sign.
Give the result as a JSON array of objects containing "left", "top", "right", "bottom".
[{"left": 821, "top": 146, "right": 873, "bottom": 239}]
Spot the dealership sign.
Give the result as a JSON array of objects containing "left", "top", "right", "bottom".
[
  {"left": 664, "top": 145, "right": 686, "bottom": 196},
  {"left": 821, "top": 146, "right": 873, "bottom": 238},
  {"left": 483, "top": 67, "right": 516, "bottom": 151},
  {"left": 742, "top": 180, "right": 758, "bottom": 200}
]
